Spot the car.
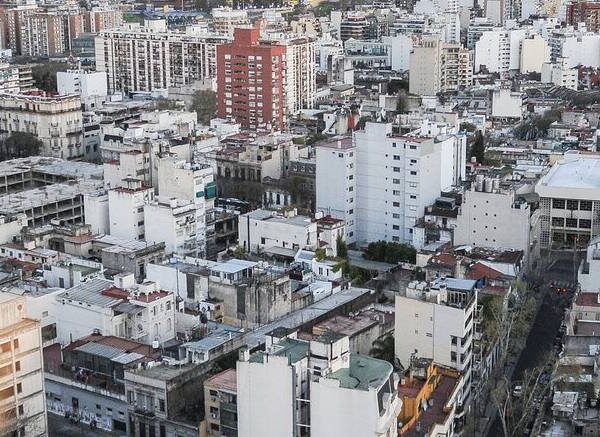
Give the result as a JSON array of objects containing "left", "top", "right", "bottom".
[{"left": 513, "top": 385, "right": 523, "bottom": 398}]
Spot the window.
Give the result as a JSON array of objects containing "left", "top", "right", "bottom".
[
  {"left": 393, "top": 167, "right": 400, "bottom": 172},
  {"left": 14, "top": 361, "right": 20, "bottom": 372},
  {"left": 567, "top": 199, "right": 579, "bottom": 210},
  {"left": 159, "top": 399, "right": 165, "bottom": 412},
  {"left": 551, "top": 217, "right": 564, "bottom": 226},
  {"left": 16, "top": 383, "right": 22, "bottom": 394},
  {"left": 393, "top": 202, "right": 400, "bottom": 207},
  {"left": 0, "top": 342, "right": 9, "bottom": 353},
  {"left": 580, "top": 200, "right": 592, "bottom": 211},
  {"left": 393, "top": 155, "right": 400, "bottom": 160},
  {"left": 410, "top": 171, "right": 417, "bottom": 175},
  {"left": 580, "top": 219, "right": 591, "bottom": 229},
  {"left": 393, "top": 225, "right": 399, "bottom": 230},
  {"left": 566, "top": 218, "right": 578, "bottom": 228},
  {"left": 552, "top": 199, "right": 565, "bottom": 209}
]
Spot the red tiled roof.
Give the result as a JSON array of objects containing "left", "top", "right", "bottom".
[
  {"left": 466, "top": 262, "right": 504, "bottom": 280},
  {"left": 428, "top": 253, "right": 456, "bottom": 268},
  {"left": 131, "top": 290, "right": 170, "bottom": 303},
  {"left": 101, "top": 287, "right": 129, "bottom": 300}
]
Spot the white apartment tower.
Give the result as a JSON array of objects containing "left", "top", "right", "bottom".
[
  {"left": 395, "top": 277, "right": 477, "bottom": 395},
  {"left": 108, "top": 178, "right": 154, "bottom": 241},
  {"left": 95, "top": 20, "right": 230, "bottom": 93},
  {"left": 315, "top": 137, "right": 357, "bottom": 243},
  {"left": 354, "top": 122, "right": 463, "bottom": 244},
  {"left": 278, "top": 35, "right": 317, "bottom": 114},
  {"left": 237, "top": 330, "right": 400, "bottom": 437},
  {"left": 0, "top": 295, "right": 47, "bottom": 437},
  {"left": 157, "top": 158, "right": 216, "bottom": 257}
]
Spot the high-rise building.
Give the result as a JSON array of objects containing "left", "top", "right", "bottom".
[
  {"left": 566, "top": 1, "right": 600, "bottom": 32},
  {"left": 395, "top": 277, "right": 477, "bottom": 399},
  {"left": 95, "top": 20, "right": 229, "bottom": 93},
  {"left": 409, "top": 35, "right": 471, "bottom": 96},
  {"left": 0, "top": 294, "right": 47, "bottom": 437},
  {"left": 315, "top": 137, "right": 357, "bottom": 243},
  {"left": 216, "top": 27, "right": 286, "bottom": 131}
]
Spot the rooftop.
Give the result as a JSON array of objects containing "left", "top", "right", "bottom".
[
  {"left": 541, "top": 156, "right": 600, "bottom": 189},
  {"left": 244, "top": 209, "right": 314, "bottom": 228},
  {"left": 57, "top": 278, "right": 117, "bottom": 307},
  {"left": 0, "top": 157, "right": 103, "bottom": 180},
  {"left": 204, "top": 368, "right": 237, "bottom": 393},
  {"left": 575, "top": 292, "right": 600, "bottom": 308},
  {"left": 0, "top": 179, "right": 102, "bottom": 213},
  {"left": 326, "top": 354, "right": 393, "bottom": 391},
  {"left": 249, "top": 338, "right": 309, "bottom": 365}
]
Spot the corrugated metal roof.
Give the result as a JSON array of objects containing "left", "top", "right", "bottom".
[
  {"left": 112, "top": 352, "right": 145, "bottom": 364},
  {"left": 57, "top": 278, "right": 120, "bottom": 307},
  {"left": 75, "top": 341, "right": 125, "bottom": 359}
]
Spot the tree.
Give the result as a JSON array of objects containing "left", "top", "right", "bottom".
[
  {"left": 156, "top": 99, "right": 182, "bottom": 110},
  {"left": 470, "top": 131, "right": 485, "bottom": 164},
  {"left": 491, "top": 363, "right": 548, "bottom": 437},
  {"left": 363, "top": 241, "right": 416, "bottom": 264},
  {"left": 396, "top": 91, "right": 408, "bottom": 113},
  {"left": 190, "top": 90, "right": 217, "bottom": 125},
  {"left": 460, "top": 122, "right": 477, "bottom": 133},
  {"left": 370, "top": 335, "right": 397, "bottom": 368},
  {"left": 0, "top": 132, "right": 43, "bottom": 160},
  {"left": 336, "top": 236, "right": 348, "bottom": 259},
  {"left": 388, "top": 79, "right": 409, "bottom": 94},
  {"left": 32, "top": 62, "right": 69, "bottom": 93}
]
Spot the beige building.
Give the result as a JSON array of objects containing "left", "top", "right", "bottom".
[
  {"left": 519, "top": 34, "right": 550, "bottom": 73},
  {"left": 203, "top": 368, "right": 237, "bottom": 436},
  {"left": 0, "top": 294, "right": 47, "bottom": 437},
  {"left": 409, "top": 36, "right": 471, "bottom": 96},
  {"left": 95, "top": 20, "right": 230, "bottom": 93},
  {"left": 0, "top": 93, "right": 84, "bottom": 159}
]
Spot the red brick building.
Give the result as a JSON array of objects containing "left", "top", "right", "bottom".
[
  {"left": 567, "top": 1, "right": 600, "bottom": 32},
  {"left": 216, "top": 27, "right": 286, "bottom": 131}
]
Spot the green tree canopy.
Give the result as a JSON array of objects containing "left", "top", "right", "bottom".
[
  {"left": 32, "top": 62, "right": 69, "bottom": 93},
  {"left": 363, "top": 241, "right": 416, "bottom": 264},
  {"left": 0, "top": 132, "right": 43, "bottom": 160},
  {"left": 190, "top": 90, "right": 217, "bottom": 125}
]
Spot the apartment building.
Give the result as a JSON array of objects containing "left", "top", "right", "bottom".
[
  {"left": 353, "top": 122, "right": 465, "bottom": 244},
  {"left": 95, "top": 20, "right": 229, "bottom": 93},
  {"left": 216, "top": 27, "right": 286, "bottom": 131},
  {"left": 211, "top": 7, "right": 249, "bottom": 35},
  {"left": 237, "top": 329, "right": 401, "bottom": 437},
  {"left": 409, "top": 35, "right": 471, "bottom": 95},
  {"left": 578, "top": 236, "right": 600, "bottom": 292},
  {"left": 280, "top": 35, "right": 316, "bottom": 114},
  {"left": 204, "top": 368, "right": 238, "bottom": 436},
  {"left": 536, "top": 155, "right": 600, "bottom": 250},
  {"left": 237, "top": 208, "right": 318, "bottom": 255},
  {"left": 1, "top": 7, "right": 80, "bottom": 57},
  {"left": 83, "top": 8, "right": 122, "bottom": 33},
  {"left": 474, "top": 28, "right": 529, "bottom": 73},
  {"left": 566, "top": 1, "right": 600, "bottom": 32},
  {"left": 157, "top": 158, "right": 216, "bottom": 258},
  {"left": 541, "top": 57, "right": 578, "bottom": 90},
  {"left": 44, "top": 335, "right": 160, "bottom": 433},
  {"left": 57, "top": 70, "right": 108, "bottom": 106},
  {"left": 315, "top": 137, "right": 357, "bottom": 243},
  {"left": 0, "top": 93, "right": 84, "bottom": 159},
  {"left": 143, "top": 197, "right": 197, "bottom": 256},
  {"left": 55, "top": 273, "right": 175, "bottom": 346},
  {"left": 395, "top": 277, "right": 477, "bottom": 401},
  {"left": 108, "top": 178, "right": 154, "bottom": 241},
  {"left": 454, "top": 178, "right": 534, "bottom": 257},
  {"left": 0, "top": 295, "right": 47, "bottom": 437}
]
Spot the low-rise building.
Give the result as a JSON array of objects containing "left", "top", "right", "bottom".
[
  {"left": 43, "top": 335, "right": 160, "bottom": 433},
  {"left": 55, "top": 273, "right": 176, "bottom": 346},
  {"left": 125, "top": 362, "right": 210, "bottom": 437},
  {"left": 238, "top": 209, "right": 318, "bottom": 255}
]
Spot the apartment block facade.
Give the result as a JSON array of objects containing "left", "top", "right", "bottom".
[
  {"left": 0, "top": 295, "right": 47, "bottom": 437},
  {"left": 95, "top": 20, "right": 229, "bottom": 93},
  {"left": 216, "top": 27, "right": 286, "bottom": 131}
]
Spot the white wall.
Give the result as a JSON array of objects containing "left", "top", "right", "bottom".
[
  {"left": 84, "top": 192, "right": 110, "bottom": 235},
  {"left": 237, "top": 356, "right": 297, "bottom": 437}
]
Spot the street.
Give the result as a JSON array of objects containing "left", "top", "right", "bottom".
[{"left": 486, "top": 257, "right": 577, "bottom": 436}]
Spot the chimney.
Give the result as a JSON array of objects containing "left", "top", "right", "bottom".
[{"left": 239, "top": 346, "right": 250, "bottom": 362}]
